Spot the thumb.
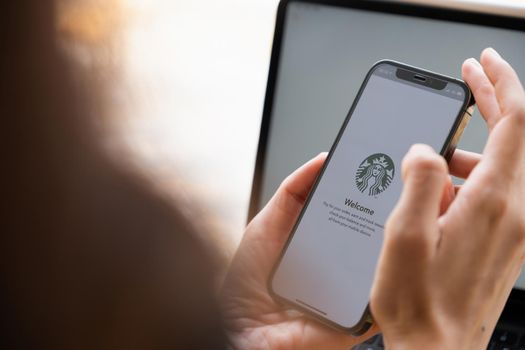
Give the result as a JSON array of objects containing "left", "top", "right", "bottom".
[
  {"left": 252, "top": 153, "right": 328, "bottom": 241},
  {"left": 385, "top": 144, "right": 448, "bottom": 256}
]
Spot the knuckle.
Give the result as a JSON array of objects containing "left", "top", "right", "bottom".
[
  {"left": 475, "top": 81, "right": 494, "bottom": 98},
  {"left": 273, "top": 176, "right": 305, "bottom": 214},
  {"left": 276, "top": 177, "right": 292, "bottom": 201},
  {"left": 385, "top": 215, "right": 404, "bottom": 238},
  {"left": 474, "top": 184, "right": 508, "bottom": 220},
  {"left": 512, "top": 216, "right": 525, "bottom": 246},
  {"left": 510, "top": 102, "right": 525, "bottom": 126},
  {"left": 385, "top": 215, "right": 430, "bottom": 257}
]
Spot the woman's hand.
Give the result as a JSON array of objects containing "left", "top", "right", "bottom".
[
  {"left": 371, "top": 48, "right": 525, "bottom": 350},
  {"left": 221, "top": 154, "right": 378, "bottom": 350}
]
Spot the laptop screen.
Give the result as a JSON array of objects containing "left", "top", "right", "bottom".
[{"left": 256, "top": 2, "right": 525, "bottom": 290}]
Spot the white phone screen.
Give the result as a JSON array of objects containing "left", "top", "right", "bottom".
[{"left": 271, "top": 62, "right": 466, "bottom": 328}]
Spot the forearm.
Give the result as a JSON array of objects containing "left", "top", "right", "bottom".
[{"left": 383, "top": 338, "right": 449, "bottom": 350}]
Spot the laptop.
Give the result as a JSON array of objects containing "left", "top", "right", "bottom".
[{"left": 247, "top": 1, "right": 525, "bottom": 349}]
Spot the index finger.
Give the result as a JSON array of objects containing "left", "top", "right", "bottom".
[
  {"left": 478, "top": 49, "right": 525, "bottom": 178},
  {"left": 481, "top": 48, "right": 525, "bottom": 117}
]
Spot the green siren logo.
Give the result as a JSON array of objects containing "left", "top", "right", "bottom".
[{"left": 355, "top": 153, "right": 395, "bottom": 196}]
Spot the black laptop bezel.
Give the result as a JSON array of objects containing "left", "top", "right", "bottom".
[{"left": 247, "top": 0, "right": 525, "bottom": 322}]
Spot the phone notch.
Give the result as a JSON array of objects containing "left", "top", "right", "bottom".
[{"left": 395, "top": 68, "right": 447, "bottom": 90}]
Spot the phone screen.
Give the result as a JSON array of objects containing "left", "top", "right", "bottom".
[{"left": 271, "top": 62, "right": 468, "bottom": 329}]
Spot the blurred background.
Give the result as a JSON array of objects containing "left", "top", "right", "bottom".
[
  {"left": 110, "top": 0, "right": 280, "bottom": 258},
  {"left": 61, "top": 0, "right": 524, "bottom": 263}
]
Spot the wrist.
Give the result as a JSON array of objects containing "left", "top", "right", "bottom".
[
  {"left": 383, "top": 327, "right": 458, "bottom": 350},
  {"left": 382, "top": 330, "right": 455, "bottom": 350},
  {"left": 385, "top": 339, "right": 444, "bottom": 350}
]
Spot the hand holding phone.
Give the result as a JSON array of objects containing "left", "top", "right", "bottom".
[
  {"left": 221, "top": 153, "right": 379, "bottom": 350},
  {"left": 371, "top": 49, "right": 525, "bottom": 350},
  {"left": 223, "top": 51, "right": 525, "bottom": 350}
]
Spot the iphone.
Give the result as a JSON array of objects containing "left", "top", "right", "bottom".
[{"left": 269, "top": 60, "right": 474, "bottom": 335}]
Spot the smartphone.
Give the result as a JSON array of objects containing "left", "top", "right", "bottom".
[{"left": 269, "top": 60, "right": 475, "bottom": 335}]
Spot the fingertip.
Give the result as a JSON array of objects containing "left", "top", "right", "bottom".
[
  {"left": 317, "top": 151, "right": 328, "bottom": 159},
  {"left": 462, "top": 58, "right": 481, "bottom": 77},
  {"left": 462, "top": 57, "right": 478, "bottom": 69},
  {"left": 480, "top": 47, "right": 491, "bottom": 62},
  {"left": 461, "top": 59, "right": 472, "bottom": 75},
  {"left": 408, "top": 143, "right": 436, "bottom": 155},
  {"left": 480, "top": 47, "right": 502, "bottom": 68},
  {"left": 310, "top": 152, "right": 328, "bottom": 168},
  {"left": 482, "top": 47, "right": 500, "bottom": 58},
  {"left": 405, "top": 144, "right": 439, "bottom": 165},
  {"left": 402, "top": 144, "right": 447, "bottom": 182},
  {"left": 302, "top": 153, "right": 327, "bottom": 170}
]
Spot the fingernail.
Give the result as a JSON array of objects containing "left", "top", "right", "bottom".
[
  {"left": 468, "top": 57, "right": 482, "bottom": 67},
  {"left": 486, "top": 47, "right": 501, "bottom": 58},
  {"left": 471, "top": 58, "right": 481, "bottom": 67},
  {"left": 409, "top": 143, "right": 435, "bottom": 154}
]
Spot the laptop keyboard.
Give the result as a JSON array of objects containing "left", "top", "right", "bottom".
[
  {"left": 489, "top": 328, "right": 525, "bottom": 350},
  {"left": 352, "top": 326, "right": 525, "bottom": 350}
]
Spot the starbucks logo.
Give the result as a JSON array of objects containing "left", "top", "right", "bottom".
[{"left": 355, "top": 153, "right": 395, "bottom": 196}]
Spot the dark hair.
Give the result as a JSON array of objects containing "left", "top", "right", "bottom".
[{"left": 1, "top": 2, "right": 225, "bottom": 349}]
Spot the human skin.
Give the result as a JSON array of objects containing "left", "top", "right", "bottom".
[
  {"left": 221, "top": 48, "right": 525, "bottom": 350},
  {"left": 221, "top": 152, "right": 379, "bottom": 350},
  {"left": 371, "top": 48, "right": 525, "bottom": 350}
]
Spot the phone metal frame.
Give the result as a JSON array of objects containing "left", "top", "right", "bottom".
[{"left": 267, "top": 59, "right": 473, "bottom": 335}]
